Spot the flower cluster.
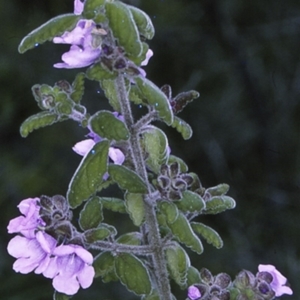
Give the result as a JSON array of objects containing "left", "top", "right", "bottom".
[
  {"left": 7, "top": 197, "right": 95, "bottom": 295},
  {"left": 187, "top": 265, "right": 292, "bottom": 300}
]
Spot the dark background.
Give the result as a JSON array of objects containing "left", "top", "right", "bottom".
[{"left": 1, "top": 0, "right": 299, "bottom": 299}]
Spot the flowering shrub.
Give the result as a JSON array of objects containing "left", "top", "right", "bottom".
[{"left": 8, "top": 0, "right": 293, "bottom": 299}]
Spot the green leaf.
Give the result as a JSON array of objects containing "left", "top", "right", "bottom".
[
  {"left": 79, "top": 196, "right": 103, "bottom": 230},
  {"left": 206, "top": 184, "right": 230, "bottom": 196},
  {"left": 175, "top": 190, "right": 205, "bottom": 213},
  {"left": 86, "top": 63, "right": 117, "bottom": 81},
  {"left": 142, "top": 125, "right": 169, "bottom": 173},
  {"left": 20, "top": 111, "right": 58, "bottom": 137},
  {"left": 100, "top": 197, "right": 126, "bottom": 213},
  {"left": 108, "top": 164, "right": 148, "bottom": 193},
  {"left": 191, "top": 222, "right": 223, "bottom": 249},
  {"left": 115, "top": 253, "right": 151, "bottom": 295},
  {"left": 135, "top": 76, "right": 174, "bottom": 125},
  {"left": 83, "top": 0, "right": 106, "bottom": 18},
  {"left": 70, "top": 72, "right": 85, "bottom": 103},
  {"left": 98, "top": 79, "right": 121, "bottom": 112},
  {"left": 67, "top": 140, "right": 109, "bottom": 208},
  {"left": 128, "top": 6, "right": 155, "bottom": 40},
  {"left": 204, "top": 195, "right": 236, "bottom": 214},
  {"left": 116, "top": 232, "right": 142, "bottom": 245},
  {"left": 165, "top": 243, "right": 190, "bottom": 287},
  {"left": 167, "top": 212, "right": 203, "bottom": 254},
  {"left": 186, "top": 266, "right": 201, "bottom": 287},
  {"left": 105, "top": 1, "right": 142, "bottom": 57},
  {"left": 53, "top": 291, "right": 70, "bottom": 300},
  {"left": 90, "top": 110, "right": 130, "bottom": 141},
  {"left": 158, "top": 201, "right": 179, "bottom": 224},
  {"left": 19, "top": 14, "right": 80, "bottom": 53},
  {"left": 171, "top": 116, "right": 193, "bottom": 140},
  {"left": 84, "top": 224, "right": 116, "bottom": 243},
  {"left": 93, "top": 251, "right": 116, "bottom": 279},
  {"left": 125, "top": 193, "right": 145, "bottom": 226}
]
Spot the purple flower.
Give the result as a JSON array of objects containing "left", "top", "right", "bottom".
[
  {"left": 188, "top": 285, "right": 201, "bottom": 300},
  {"left": 7, "top": 197, "right": 95, "bottom": 295},
  {"left": 44, "top": 244, "right": 95, "bottom": 295},
  {"left": 7, "top": 198, "right": 43, "bottom": 238},
  {"left": 73, "top": 138, "right": 125, "bottom": 166},
  {"left": 7, "top": 231, "right": 56, "bottom": 274},
  {"left": 53, "top": 1, "right": 101, "bottom": 69},
  {"left": 258, "top": 264, "right": 293, "bottom": 296}
]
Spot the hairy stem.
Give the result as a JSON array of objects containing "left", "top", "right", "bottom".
[{"left": 115, "top": 75, "right": 172, "bottom": 300}]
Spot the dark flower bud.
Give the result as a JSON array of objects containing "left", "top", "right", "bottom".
[
  {"left": 215, "top": 273, "right": 231, "bottom": 289},
  {"left": 256, "top": 271, "right": 273, "bottom": 284},
  {"left": 200, "top": 268, "right": 214, "bottom": 285},
  {"left": 40, "top": 195, "right": 53, "bottom": 210},
  {"left": 169, "top": 162, "right": 180, "bottom": 178},
  {"left": 257, "top": 281, "right": 275, "bottom": 299},
  {"left": 181, "top": 174, "right": 194, "bottom": 186},
  {"left": 55, "top": 80, "right": 72, "bottom": 93},
  {"left": 114, "top": 58, "right": 127, "bottom": 70},
  {"left": 54, "top": 221, "right": 74, "bottom": 239},
  {"left": 169, "top": 189, "right": 182, "bottom": 200},
  {"left": 172, "top": 178, "right": 187, "bottom": 191},
  {"left": 157, "top": 175, "right": 171, "bottom": 189},
  {"left": 52, "top": 195, "right": 68, "bottom": 213},
  {"left": 101, "top": 44, "right": 114, "bottom": 56},
  {"left": 234, "top": 270, "right": 256, "bottom": 289},
  {"left": 160, "top": 84, "right": 172, "bottom": 99},
  {"left": 160, "top": 164, "right": 169, "bottom": 176}
]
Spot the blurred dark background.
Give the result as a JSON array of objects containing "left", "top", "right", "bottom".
[{"left": 1, "top": 0, "right": 299, "bottom": 299}]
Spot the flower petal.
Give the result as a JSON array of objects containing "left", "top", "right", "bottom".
[
  {"left": 72, "top": 139, "right": 95, "bottom": 156},
  {"left": 77, "top": 265, "right": 95, "bottom": 289},
  {"left": 108, "top": 147, "right": 125, "bottom": 165}
]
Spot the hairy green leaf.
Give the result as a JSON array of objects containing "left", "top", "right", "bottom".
[
  {"left": 204, "top": 195, "right": 236, "bottom": 214},
  {"left": 166, "top": 244, "right": 190, "bottom": 287},
  {"left": 20, "top": 111, "right": 58, "bottom": 137},
  {"left": 83, "top": 0, "right": 106, "bottom": 18},
  {"left": 135, "top": 76, "right": 173, "bottom": 125},
  {"left": 84, "top": 224, "right": 116, "bottom": 243},
  {"left": 142, "top": 125, "right": 169, "bottom": 173},
  {"left": 99, "top": 79, "right": 121, "bottom": 112},
  {"left": 19, "top": 14, "right": 80, "bottom": 53},
  {"left": 86, "top": 63, "right": 117, "bottom": 81},
  {"left": 186, "top": 266, "right": 201, "bottom": 287},
  {"left": 125, "top": 193, "right": 145, "bottom": 226},
  {"left": 115, "top": 253, "right": 151, "bottom": 295},
  {"left": 79, "top": 196, "right": 103, "bottom": 230},
  {"left": 70, "top": 72, "right": 85, "bottom": 103},
  {"left": 167, "top": 212, "right": 203, "bottom": 254},
  {"left": 171, "top": 116, "right": 193, "bottom": 140},
  {"left": 158, "top": 201, "right": 179, "bottom": 224},
  {"left": 105, "top": 1, "right": 142, "bottom": 57},
  {"left": 108, "top": 164, "right": 148, "bottom": 193},
  {"left": 191, "top": 222, "right": 223, "bottom": 249},
  {"left": 90, "top": 110, "right": 130, "bottom": 141},
  {"left": 176, "top": 190, "right": 205, "bottom": 213},
  {"left": 116, "top": 232, "right": 142, "bottom": 245},
  {"left": 100, "top": 197, "right": 126, "bottom": 213},
  {"left": 93, "top": 251, "right": 116, "bottom": 279},
  {"left": 67, "top": 140, "right": 109, "bottom": 208},
  {"left": 128, "top": 5, "right": 155, "bottom": 39}
]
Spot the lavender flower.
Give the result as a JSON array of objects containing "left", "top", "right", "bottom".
[
  {"left": 7, "top": 231, "right": 56, "bottom": 274},
  {"left": 7, "top": 197, "right": 95, "bottom": 295},
  {"left": 258, "top": 264, "right": 293, "bottom": 297},
  {"left": 188, "top": 285, "right": 202, "bottom": 300},
  {"left": 53, "top": 0, "right": 101, "bottom": 69},
  {"left": 7, "top": 197, "right": 42, "bottom": 238},
  {"left": 44, "top": 244, "right": 95, "bottom": 295}
]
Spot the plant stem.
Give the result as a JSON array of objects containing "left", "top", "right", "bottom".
[{"left": 115, "top": 75, "right": 172, "bottom": 300}]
